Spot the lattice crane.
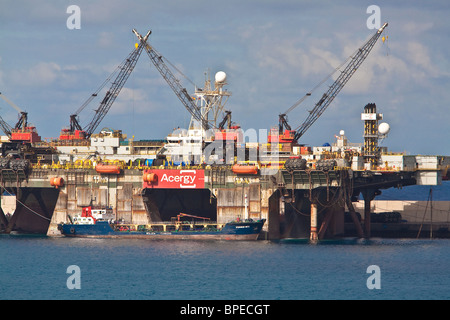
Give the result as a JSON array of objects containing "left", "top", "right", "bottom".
[
  {"left": 132, "top": 29, "right": 208, "bottom": 130},
  {"left": 0, "top": 92, "right": 28, "bottom": 136},
  {"left": 0, "top": 115, "right": 13, "bottom": 137},
  {"left": 276, "top": 23, "right": 388, "bottom": 144},
  {"left": 65, "top": 34, "right": 147, "bottom": 139}
]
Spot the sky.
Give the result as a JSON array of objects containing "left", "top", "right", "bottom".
[{"left": 0, "top": 0, "right": 449, "bottom": 155}]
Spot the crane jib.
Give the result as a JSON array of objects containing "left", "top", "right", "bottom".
[
  {"left": 284, "top": 23, "right": 388, "bottom": 142},
  {"left": 81, "top": 44, "right": 144, "bottom": 137},
  {"left": 133, "top": 28, "right": 209, "bottom": 131}
]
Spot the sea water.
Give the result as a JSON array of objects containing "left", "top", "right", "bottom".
[{"left": 0, "top": 236, "right": 449, "bottom": 300}]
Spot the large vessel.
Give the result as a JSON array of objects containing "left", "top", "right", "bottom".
[
  {"left": 5, "top": 24, "right": 450, "bottom": 241},
  {"left": 58, "top": 208, "right": 266, "bottom": 240}
]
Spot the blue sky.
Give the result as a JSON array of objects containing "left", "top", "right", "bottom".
[{"left": 0, "top": 0, "right": 449, "bottom": 155}]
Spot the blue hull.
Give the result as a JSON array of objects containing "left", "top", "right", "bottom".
[{"left": 58, "top": 220, "right": 266, "bottom": 240}]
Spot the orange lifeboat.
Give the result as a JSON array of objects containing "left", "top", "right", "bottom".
[
  {"left": 95, "top": 163, "right": 121, "bottom": 174},
  {"left": 232, "top": 164, "right": 259, "bottom": 175},
  {"left": 143, "top": 173, "right": 158, "bottom": 183},
  {"left": 50, "top": 177, "right": 64, "bottom": 188}
]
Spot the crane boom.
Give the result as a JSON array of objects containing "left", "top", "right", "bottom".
[
  {"left": 0, "top": 93, "right": 29, "bottom": 132},
  {"left": 280, "top": 23, "right": 388, "bottom": 142},
  {"left": 132, "top": 29, "right": 208, "bottom": 130},
  {"left": 81, "top": 42, "right": 145, "bottom": 138},
  {"left": 0, "top": 116, "right": 13, "bottom": 137},
  {"left": 218, "top": 110, "right": 232, "bottom": 130},
  {"left": 0, "top": 92, "right": 23, "bottom": 114}
]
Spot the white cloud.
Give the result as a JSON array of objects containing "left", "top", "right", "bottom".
[
  {"left": 82, "top": 1, "right": 137, "bottom": 25},
  {"left": 400, "top": 21, "right": 434, "bottom": 36},
  {"left": 336, "top": 37, "right": 444, "bottom": 95},
  {"left": 97, "top": 32, "right": 116, "bottom": 48},
  {"left": 405, "top": 41, "right": 440, "bottom": 78},
  {"left": 251, "top": 34, "right": 337, "bottom": 79},
  {"left": 11, "top": 62, "right": 62, "bottom": 87},
  {"left": 8, "top": 61, "right": 90, "bottom": 89}
]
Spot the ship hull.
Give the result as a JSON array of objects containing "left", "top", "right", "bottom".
[
  {"left": 59, "top": 233, "right": 261, "bottom": 240},
  {"left": 0, "top": 187, "right": 59, "bottom": 235},
  {"left": 58, "top": 220, "right": 265, "bottom": 240}
]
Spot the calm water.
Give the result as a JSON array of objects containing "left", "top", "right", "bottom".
[{"left": 0, "top": 236, "right": 449, "bottom": 300}]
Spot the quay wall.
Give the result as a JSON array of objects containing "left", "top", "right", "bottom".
[{"left": 354, "top": 200, "right": 450, "bottom": 224}]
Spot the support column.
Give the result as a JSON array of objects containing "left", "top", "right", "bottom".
[
  {"left": 364, "top": 197, "right": 371, "bottom": 238},
  {"left": 310, "top": 202, "right": 318, "bottom": 242},
  {"left": 0, "top": 191, "right": 8, "bottom": 231},
  {"left": 361, "top": 189, "right": 376, "bottom": 239},
  {"left": 340, "top": 167, "right": 365, "bottom": 238},
  {"left": 244, "top": 193, "right": 248, "bottom": 220},
  {"left": 347, "top": 204, "right": 365, "bottom": 238},
  {"left": 0, "top": 205, "right": 8, "bottom": 232},
  {"left": 318, "top": 207, "right": 334, "bottom": 240}
]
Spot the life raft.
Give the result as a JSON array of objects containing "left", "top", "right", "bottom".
[
  {"left": 232, "top": 164, "right": 259, "bottom": 175},
  {"left": 95, "top": 163, "right": 121, "bottom": 174}
]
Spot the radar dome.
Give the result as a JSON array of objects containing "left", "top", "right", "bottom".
[
  {"left": 339, "top": 130, "right": 345, "bottom": 136},
  {"left": 378, "top": 122, "right": 390, "bottom": 135},
  {"left": 215, "top": 71, "right": 227, "bottom": 83}
]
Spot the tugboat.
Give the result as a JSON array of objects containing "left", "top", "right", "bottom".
[{"left": 58, "top": 209, "right": 266, "bottom": 240}]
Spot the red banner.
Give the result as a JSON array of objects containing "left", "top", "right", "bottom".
[{"left": 143, "top": 169, "right": 205, "bottom": 189}]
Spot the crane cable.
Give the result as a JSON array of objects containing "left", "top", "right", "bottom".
[
  {"left": 150, "top": 45, "right": 197, "bottom": 89},
  {"left": 0, "top": 181, "right": 51, "bottom": 222},
  {"left": 130, "top": 30, "right": 197, "bottom": 89},
  {"left": 73, "top": 46, "right": 145, "bottom": 124},
  {"left": 282, "top": 31, "right": 377, "bottom": 117},
  {"left": 73, "top": 60, "right": 123, "bottom": 117},
  {"left": 283, "top": 55, "right": 351, "bottom": 116}
]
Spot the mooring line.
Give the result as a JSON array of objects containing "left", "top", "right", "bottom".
[{"left": 0, "top": 181, "right": 51, "bottom": 221}]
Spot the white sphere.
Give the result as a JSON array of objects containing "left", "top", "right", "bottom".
[
  {"left": 215, "top": 71, "right": 227, "bottom": 83},
  {"left": 339, "top": 130, "right": 345, "bottom": 136},
  {"left": 378, "top": 122, "right": 390, "bottom": 135}
]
